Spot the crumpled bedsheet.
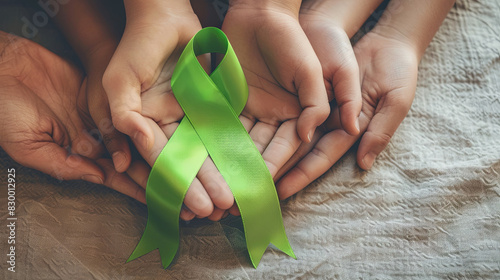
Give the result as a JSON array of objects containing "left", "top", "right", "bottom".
[{"left": 0, "top": 0, "right": 499, "bottom": 279}]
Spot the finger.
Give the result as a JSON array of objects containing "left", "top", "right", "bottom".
[
  {"left": 306, "top": 27, "right": 362, "bottom": 136},
  {"left": 239, "top": 115, "right": 255, "bottom": 133},
  {"left": 248, "top": 121, "right": 277, "bottom": 153},
  {"left": 261, "top": 119, "right": 301, "bottom": 179},
  {"left": 295, "top": 62, "right": 331, "bottom": 143},
  {"left": 207, "top": 207, "right": 226, "bottom": 221},
  {"left": 87, "top": 84, "right": 132, "bottom": 172},
  {"left": 275, "top": 105, "right": 355, "bottom": 199},
  {"left": 331, "top": 56, "right": 362, "bottom": 136},
  {"left": 21, "top": 142, "right": 105, "bottom": 184},
  {"left": 101, "top": 70, "right": 155, "bottom": 153},
  {"left": 274, "top": 132, "right": 320, "bottom": 181},
  {"left": 357, "top": 90, "right": 415, "bottom": 170},
  {"left": 256, "top": 19, "right": 329, "bottom": 142},
  {"left": 97, "top": 158, "right": 146, "bottom": 203},
  {"left": 180, "top": 206, "right": 196, "bottom": 221},
  {"left": 134, "top": 119, "right": 214, "bottom": 218},
  {"left": 101, "top": 19, "right": 182, "bottom": 152},
  {"left": 276, "top": 128, "right": 358, "bottom": 200},
  {"left": 126, "top": 159, "right": 151, "bottom": 189},
  {"left": 228, "top": 203, "right": 240, "bottom": 216},
  {"left": 275, "top": 103, "right": 342, "bottom": 180},
  {"left": 196, "top": 158, "right": 234, "bottom": 210}
]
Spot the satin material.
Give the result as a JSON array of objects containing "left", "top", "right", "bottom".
[{"left": 128, "top": 27, "right": 294, "bottom": 268}]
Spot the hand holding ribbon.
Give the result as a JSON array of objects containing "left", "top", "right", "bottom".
[{"left": 127, "top": 27, "right": 295, "bottom": 268}]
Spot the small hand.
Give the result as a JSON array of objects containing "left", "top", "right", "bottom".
[
  {"left": 216, "top": 3, "right": 330, "bottom": 218},
  {"left": 276, "top": 31, "right": 418, "bottom": 199},
  {"left": 102, "top": 1, "right": 201, "bottom": 152},
  {"left": 100, "top": 5, "right": 237, "bottom": 220}
]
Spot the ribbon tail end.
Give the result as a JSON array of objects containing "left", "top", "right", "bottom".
[
  {"left": 248, "top": 244, "right": 269, "bottom": 269},
  {"left": 127, "top": 234, "right": 159, "bottom": 263},
  {"left": 271, "top": 236, "right": 296, "bottom": 259},
  {"left": 158, "top": 246, "right": 177, "bottom": 269}
]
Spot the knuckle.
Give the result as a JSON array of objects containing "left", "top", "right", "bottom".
[
  {"left": 101, "top": 131, "right": 118, "bottom": 149},
  {"left": 102, "top": 65, "right": 128, "bottom": 93},
  {"left": 186, "top": 190, "right": 213, "bottom": 217},
  {"left": 367, "top": 130, "right": 393, "bottom": 147},
  {"left": 311, "top": 147, "right": 334, "bottom": 166}
]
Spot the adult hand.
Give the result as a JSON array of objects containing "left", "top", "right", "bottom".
[
  {"left": 51, "top": 0, "right": 132, "bottom": 173},
  {"left": 0, "top": 31, "right": 146, "bottom": 202}
]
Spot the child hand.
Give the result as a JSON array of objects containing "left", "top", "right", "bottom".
[
  {"left": 299, "top": 6, "right": 362, "bottom": 136},
  {"left": 213, "top": 0, "right": 330, "bottom": 219},
  {"left": 101, "top": 1, "right": 237, "bottom": 219},
  {"left": 102, "top": 0, "right": 201, "bottom": 153},
  {"left": 223, "top": 1, "right": 330, "bottom": 143},
  {"left": 276, "top": 31, "right": 419, "bottom": 199}
]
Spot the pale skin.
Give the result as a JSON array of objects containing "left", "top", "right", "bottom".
[
  {"left": 275, "top": 0, "right": 456, "bottom": 199},
  {"left": 104, "top": 0, "right": 362, "bottom": 220},
  {"left": 1, "top": 0, "right": 454, "bottom": 221},
  {"left": 53, "top": 0, "right": 234, "bottom": 220},
  {"left": 49, "top": 0, "right": 339, "bottom": 221}
]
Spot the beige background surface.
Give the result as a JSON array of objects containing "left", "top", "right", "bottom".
[{"left": 1, "top": 0, "right": 499, "bottom": 279}]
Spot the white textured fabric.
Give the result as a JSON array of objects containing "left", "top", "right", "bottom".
[{"left": 0, "top": 0, "right": 499, "bottom": 279}]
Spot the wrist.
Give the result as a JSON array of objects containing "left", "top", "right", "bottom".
[
  {"left": 124, "top": 0, "right": 195, "bottom": 21},
  {"left": 300, "top": 0, "right": 385, "bottom": 38},
  {"left": 370, "top": 0, "right": 455, "bottom": 61},
  {"left": 83, "top": 40, "right": 117, "bottom": 73},
  {"left": 371, "top": 24, "right": 424, "bottom": 60},
  {"left": 229, "top": 0, "right": 301, "bottom": 17}
]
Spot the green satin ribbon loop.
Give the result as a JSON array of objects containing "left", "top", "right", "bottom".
[{"left": 128, "top": 27, "right": 294, "bottom": 269}]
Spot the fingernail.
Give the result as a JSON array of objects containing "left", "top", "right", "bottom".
[
  {"left": 82, "top": 175, "right": 104, "bottom": 184},
  {"left": 362, "top": 153, "right": 377, "bottom": 169},
  {"left": 222, "top": 211, "right": 229, "bottom": 219},
  {"left": 307, "top": 129, "right": 313, "bottom": 143},
  {"left": 355, "top": 118, "right": 360, "bottom": 133},
  {"left": 134, "top": 131, "right": 149, "bottom": 150},
  {"left": 112, "top": 151, "right": 127, "bottom": 172}
]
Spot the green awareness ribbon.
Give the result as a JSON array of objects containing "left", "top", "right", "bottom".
[{"left": 127, "top": 27, "right": 295, "bottom": 268}]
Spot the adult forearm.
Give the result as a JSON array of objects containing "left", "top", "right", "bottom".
[
  {"left": 51, "top": 0, "right": 117, "bottom": 70},
  {"left": 229, "top": 0, "right": 302, "bottom": 17},
  {"left": 123, "top": 0, "right": 194, "bottom": 21},
  {"left": 372, "top": 0, "right": 455, "bottom": 59},
  {"left": 301, "top": 0, "right": 384, "bottom": 37}
]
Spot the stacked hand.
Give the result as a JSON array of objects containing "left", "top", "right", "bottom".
[
  {"left": 101, "top": 1, "right": 240, "bottom": 221},
  {"left": 0, "top": 0, "right": 452, "bottom": 222},
  {"left": 276, "top": 9, "right": 418, "bottom": 199},
  {"left": 0, "top": 31, "right": 145, "bottom": 201}
]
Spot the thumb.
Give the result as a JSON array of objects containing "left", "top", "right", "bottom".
[
  {"left": 102, "top": 67, "right": 155, "bottom": 152},
  {"left": 101, "top": 20, "right": 181, "bottom": 151},
  {"left": 357, "top": 89, "right": 415, "bottom": 170},
  {"left": 330, "top": 57, "right": 362, "bottom": 136},
  {"left": 295, "top": 62, "right": 330, "bottom": 143},
  {"left": 22, "top": 142, "right": 105, "bottom": 184}
]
